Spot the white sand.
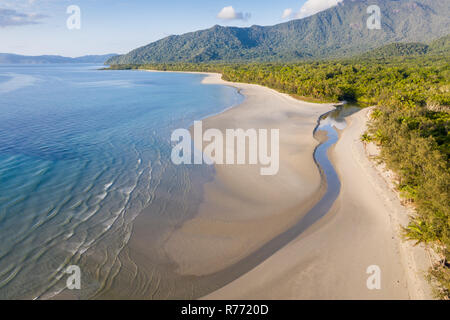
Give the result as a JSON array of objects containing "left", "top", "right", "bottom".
[
  {"left": 204, "top": 107, "right": 433, "bottom": 299},
  {"left": 134, "top": 71, "right": 432, "bottom": 299},
  {"left": 163, "top": 73, "right": 335, "bottom": 276}
]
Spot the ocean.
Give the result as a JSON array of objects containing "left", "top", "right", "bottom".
[{"left": 0, "top": 64, "right": 242, "bottom": 299}]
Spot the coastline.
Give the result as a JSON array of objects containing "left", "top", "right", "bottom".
[
  {"left": 164, "top": 73, "right": 335, "bottom": 275},
  {"left": 103, "top": 70, "right": 431, "bottom": 299},
  {"left": 205, "top": 107, "right": 433, "bottom": 299},
  {"left": 361, "top": 109, "right": 434, "bottom": 299},
  {"left": 120, "top": 71, "right": 336, "bottom": 298}
]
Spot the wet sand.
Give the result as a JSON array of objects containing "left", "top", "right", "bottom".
[
  {"left": 108, "top": 72, "right": 431, "bottom": 300},
  {"left": 205, "top": 108, "right": 432, "bottom": 299},
  {"left": 119, "top": 72, "right": 335, "bottom": 298},
  {"left": 164, "top": 74, "right": 335, "bottom": 276}
]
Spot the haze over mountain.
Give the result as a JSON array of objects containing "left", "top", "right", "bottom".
[
  {"left": 107, "top": 0, "right": 450, "bottom": 64},
  {"left": 0, "top": 53, "right": 117, "bottom": 64}
]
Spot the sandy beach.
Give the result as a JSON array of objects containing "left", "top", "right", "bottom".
[
  {"left": 122, "top": 72, "right": 432, "bottom": 299},
  {"left": 205, "top": 107, "right": 433, "bottom": 299},
  {"left": 163, "top": 73, "right": 335, "bottom": 276},
  {"left": 117, "top": 72, "right": 336, "bottom": 298}
]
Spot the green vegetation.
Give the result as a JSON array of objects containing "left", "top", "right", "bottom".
[
  {"left": 0, "top": 53, "right": 117, "bottom": 64},
  {"left": 359, "top": 35, "right": 450, "bottom": 60},
  {"left": 359, "top": 43, "right": 430, "bottom": 59},
  {"left": 107, "top": 52, "right": 449, "bottom": 106},
  {"left": 429, "top": 34, "right": 450, "bottom": 55},
  {"left": 107, "top": 41, "right": 449, "bottom": 298},
  {"left": 106, "top": 0, "right": 450, "bottom": 64},
  {"left": 368, "top": 104, "right": 449, "bottom": 295},
  {"left": 367, "top": 88, "right": 449, "bottom": 299}
]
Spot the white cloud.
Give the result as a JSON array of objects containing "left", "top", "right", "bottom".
[
  {"left": 0, "top": 8, "right": 47, "bottom": 27},
  {"left": 282, "top": 8, "right": 293, "bottom": 19},
  {"left": 217, "top": 6, "right": 251, "bottom": 21},
  {"left": 2, "top": 0, "right": 39, "bottom": 10},
  {"left": 296, "top": 0, "right": 343, "bottom": 19}
]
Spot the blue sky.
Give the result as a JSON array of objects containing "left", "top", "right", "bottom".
[{"left": 0, "top": 0, "right": 343, "bottom": 57}]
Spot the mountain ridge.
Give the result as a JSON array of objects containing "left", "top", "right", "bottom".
[
  {"left": 356, "top": 35, "right": 450, "bottom": 58},
  {"left": 0, "top": 53, "right": 117, "bottom": 64},
  {"left": 107, "top": 0, "right": 450, "bottom": 64}
]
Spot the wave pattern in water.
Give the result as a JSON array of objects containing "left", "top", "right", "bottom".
[{"left": 0, "top": 65, "right": 242, "bottom": 299}]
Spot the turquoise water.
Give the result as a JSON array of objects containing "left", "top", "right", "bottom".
[{"left": 0, "top": 64, "right": 242, "bottom": 299}]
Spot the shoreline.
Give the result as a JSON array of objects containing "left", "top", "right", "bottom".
[
  {"left": 98, "top": 69, "right": 431, "bottom": 299},
  {"left": 205, "top": 107, "right": 433, "bottom": 299},
  {"left": 164, "top": 73, "right": 335, "bottom": 276},
  {"left": 120, "top": 70, "right": 336, "bottom": 298},
  {"left": 361, "top": 110, "right": 434, "bottom": 299}
]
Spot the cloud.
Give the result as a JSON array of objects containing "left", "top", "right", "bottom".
[
  {"left": 1, "top": 0, "right": 42, "bottom": 10},
  {"left": 282, "top": 8, "right": 293, "bottom": 19},
  {"left": 0, "top": 8, "right": 47, "bottom": 27},
  {"left": 217, "top": 6, "right": 251, "bottom": 21},
  {"left": 296, "top": 0, "right": 343, "bottom": 19}
]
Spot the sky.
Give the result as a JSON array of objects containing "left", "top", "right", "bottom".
[{"left": 0, "top": 0, "right": 344, "bottom": 57}]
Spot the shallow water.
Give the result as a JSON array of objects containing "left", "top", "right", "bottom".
[
  {"left": 0, "top": 64, "right": 360, "bottom": 299},
  {"left": 0, "top": 65, "right": 242, "bottom": 299}
]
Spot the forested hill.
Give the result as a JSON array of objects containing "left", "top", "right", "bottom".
[
  {"left": 107, "top": 0, "right": 450, "bottom": 64},
  {"left": 357, "top": 35, "right": 450, "bottom": 59}
]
